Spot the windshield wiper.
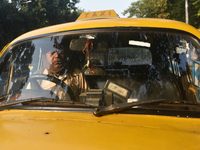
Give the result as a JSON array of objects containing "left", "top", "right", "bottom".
[
  {"left": 0, "top": 97, "right": 92, "bottom": 109},
  {"left": 0, "top": 97, "right": 59, "bottom": 109},
  {"left": 93, "top": 99, "right": 188, "bottom": 117}
]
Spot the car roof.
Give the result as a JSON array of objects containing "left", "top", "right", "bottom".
[
  {"left": 11, "top": 18, "right": 200, "bottom": 44},
  {"left": 3, "top": 10, "right": 200, "bottom": 52}
]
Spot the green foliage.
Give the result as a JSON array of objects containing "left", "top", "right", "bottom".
[
  {"left": 0, "top": 0, "right": 81, "bottom": 49},
  {"left": 123, "top": 0, "right": 200, "bottom": 29},
  {"left": 123, "top": 0, "right": 169, "bottom": 18},
  {"left": 0, "top": 0, "right": 26, "bottom": 49},
  {"left": 192, "top": 0, "right": 200, "bottom": 28}
]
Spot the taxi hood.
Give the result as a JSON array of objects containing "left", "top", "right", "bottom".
[{"left": 0, "top": 110, "right": 200, "bottom": 150}]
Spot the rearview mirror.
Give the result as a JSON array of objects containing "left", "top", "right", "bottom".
[{"left": 69, "top": 39, "right": 87, "bottom": 51}]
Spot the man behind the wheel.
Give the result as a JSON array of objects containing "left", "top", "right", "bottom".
[{"left": 33, "top": 44, "right": 87, "bottom": 101}]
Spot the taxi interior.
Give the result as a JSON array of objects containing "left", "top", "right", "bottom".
[
  {"left": 69, "top": 32, "right": 181, "bottom": 106},
  {"left": 0, "top": 30, "right": 199, "bottom": 110}
]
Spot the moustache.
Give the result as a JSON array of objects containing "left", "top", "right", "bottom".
[{"left": 52, "top": 58, "right": 64, "bottom": 66}]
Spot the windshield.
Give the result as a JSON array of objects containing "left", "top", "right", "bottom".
[{"left": 0, "top": 29, "right": 200, "bottom": 107}]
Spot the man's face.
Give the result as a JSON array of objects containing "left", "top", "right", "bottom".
[{"left": 46, "top": 49, "right": 65, "bottom": 68}]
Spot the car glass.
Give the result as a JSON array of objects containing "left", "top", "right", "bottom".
[{"left": 0, "top": 30, "right": 200, "bottom": 108}]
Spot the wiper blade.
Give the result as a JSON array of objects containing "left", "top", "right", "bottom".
[
  {"left": 0, "top": 97, "right": 59, "bottom": 109},
  {"left": 93, "top": 99, "right": 186, "bottom": 117},
  {"left": 0, "top": 94, "right": 9, "bottom": 102},
  {"left": 0, "top": 97, "right": 92, "bottom": 109}
]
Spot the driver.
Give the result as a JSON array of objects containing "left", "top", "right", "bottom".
[{"left": 35, "top": 48, "right": 87, "bottom": 101}]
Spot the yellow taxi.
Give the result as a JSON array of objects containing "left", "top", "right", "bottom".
[{"left": 0, "top": 10, "right": 200, "bottom": 150}]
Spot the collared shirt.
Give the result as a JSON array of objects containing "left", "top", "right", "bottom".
[{"left": 27, "top": 68, "right": 87, "bottom": 101}]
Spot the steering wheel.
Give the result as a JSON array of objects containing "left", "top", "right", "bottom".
[{"left": 26, "top": 74, "right": 76, "bottom": 101}]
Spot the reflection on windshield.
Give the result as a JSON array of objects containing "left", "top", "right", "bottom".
[{"left": 0, "top": 30, "right": 200, "bottom": 107}]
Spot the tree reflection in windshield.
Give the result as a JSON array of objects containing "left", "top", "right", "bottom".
[
  {"left": 0, "top": 30, "right": 200, "bottom": 106},
  {"left": 0, "top": 41, "right": 35, "bottom": 101}
]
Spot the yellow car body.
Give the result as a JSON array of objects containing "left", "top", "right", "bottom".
[
  {"left": 0, "top": 110, "right": 200, "bottom": 150},
  {"left": 1, "top": 11, "right": 200, "bottom": 57},
  {"left": 0, "top": 10, "right": 200, "bottom": 150}
]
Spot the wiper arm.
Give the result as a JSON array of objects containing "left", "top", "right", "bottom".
[
  {"left": 0, "top": 97, "right": 59, "bottom": 109},
  {"left": 0, "top": 97, "right": 92, "bottom": 109},
  {"left": 93, "top": 99, "right": 186, "bottom": 117},
  {"left": 0, "top": 94, "right": 9, "bottom": 102}
]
